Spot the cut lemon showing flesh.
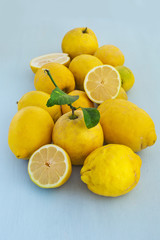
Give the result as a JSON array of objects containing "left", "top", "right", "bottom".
[
  {"left": 84, "top": 65, "right": 121, "bottom": 104},
  {"left": 28, "top": 144, "right": 72, "bottom": 188},
  {"left": 30, "top": 53, "right": 70, "bottom": 73}
]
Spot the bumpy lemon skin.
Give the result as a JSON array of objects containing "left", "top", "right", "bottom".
[
  {"left": 69, "top": 54, "right": 103, "bottom": 90},
  {"left": 94, "top": 45, "right": 125, "bottom": 66},
  {"left": 8, "top": 106, "right": 54, "bottom": 159},
  {"left": 62, "top": 27, "right": 98, "bottom": 59},
  {"left": 62, "top": 90, "right": 94, "bottom": 114},
  {"left": 81, "top": 144, "right": 142, "bottom": 197},
  {"left": 98, "top": 99, "right": 157, "bottom": 152},
  {"left": 34, "top": 62, "right": 75, "bottom": 94},
  {"left": 116, "top": 66, "right": 135, "bottom": 91},
  {"left": 17, "top": 91, "right": 62, "bottom": 122},
  {"left": 52, "top": 110, "right": 104, "bottom": 165},
  {"left": 116, "top": 87, "right": 128, "bottom": 100}
]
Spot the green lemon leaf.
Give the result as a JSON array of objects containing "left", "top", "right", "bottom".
[
  {"left": 81, "top": 107, "right": 100, "bottom": 129},
  {"left": 46, "top": 87, "right": 79, "bottom": 107}
]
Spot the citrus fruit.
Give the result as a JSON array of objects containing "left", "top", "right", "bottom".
[
  {"left": 84, "top": 65, "right": 121, "bottom": 104},
  {"left": 116, "top": 66, "right": 135, "bottom": 91},
  {"left": 62, "top": 90, "right": 94, "bottom": 114},
  {"left": 116, "top": 87, "right": 128, "bottom": 100},
  {"left": 69, "top": 54, "right": 102, "bottom": 90},
  {"left": 52, "top": 110, "right": 104, "bottom": 165},
  {"left": 98, "top": 99, "right": 157, "bottom": 152},
  {"left": 94, "top": 45, "right": 125, "bottom": 66},
  {"left": 17, "top": 91, "right": 62, "bottom": 122},
  {"left": 34, "top": 62, "right": 75, "bottom": 94},
  {"left": 8, "top": 106, "right": 54, "bottom": 159},
  {"left": 62, "top": 27, "right": 98, "bottom": 59},
  {"left": 30, "top": 53, "right": 70, "bottom": 73},
  {"left": 28, "top": 144, "right": 72, "bottom": 188},
  {"left": 81, "top": 144, "right": 142, "bottom": 197}
]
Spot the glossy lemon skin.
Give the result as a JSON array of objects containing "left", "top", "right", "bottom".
[
  {"left": 116, "top": 66, "right": 135, "bottom": 91},
  {"left": 98, "top": 99, "right": 157, "bottom": 152},
  {"left": 69, "top": 54, "right": 102, "bottom": 90},
  {"left": 34, "top": 62, "right": 75, "bottom": 94},
  {"left": 94, "top": 45, "right": 125, "bottom": 66},
  {"left": 62, "top": 90, "right": 94, "bottom": 114},
  {"left": 52, "top": 110, "right": 104, "bottom": 165},
  {"left": 62, "top": 27, "right": 98, "bottom": 59},
  {"left": 17, "top": 91, "right": 62, "bottom": 122},
  {"left": 8, "top": 106, "right": 54, "bottom": 159},
  {"left": 81, "top": 144, "right": 142, "bottom": 197}
]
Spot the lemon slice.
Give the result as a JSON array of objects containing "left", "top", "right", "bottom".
[
  {"left": 84, "top": 65, "right": 121, "bottom": 104},
  {"left": 28, "top": 144, "right": 72, "bottom": 188},
  {"left": 30, "top": 53, "right": 70, "bottom": 73}
]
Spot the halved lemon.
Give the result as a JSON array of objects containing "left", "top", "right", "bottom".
[
  {"left": 28, "top": 144, "right": 72, "bottom": 188},
  {"left": 84, "top": 65, "right": 121, "bottom": 104},
  {"left": 30, "top": 53, "right": 70, "bottom": 73}
]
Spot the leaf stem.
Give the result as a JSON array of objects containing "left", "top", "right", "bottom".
[{"left": 44, "top": 69, "right": 58, "bottom": 87}]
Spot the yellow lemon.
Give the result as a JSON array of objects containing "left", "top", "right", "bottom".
[
  {"left": 116, "top": 66, "right": 135, "bottom": 91},
  {"left": 17, "top": 91, "right": 62, "bottom": 122},
  {"left": 116, "top": 87, "right": 128, "bottom": 100},
  {"left": 98, "top": 99, "right": 157, "bottom": 152},
  {"left": 81, "top": 144, "right": 142, "bottom": 197},
  {"left": 84, "top": 65, "right": 121, "bottom": 104},
  {"left": 34, "top": 62, "right": 75, "bottom": 94},
  {"left": 30, "top": 53, "right": 70, "bottom": 73},
  {"left": 28, "top": 144, "right": 72, "bottom": 188},
  {"left": 94, "top": 45, "right": 125, "bottom": 66},
  {"left": 69, "top": 54, "right": 102, "bottom": 90},
  {"left": 62, "top": 27, "right": 98, "bottom": 59},
  {"left": 8, "top": 106, "right": 54, "bottom": 159},
  {"left": 52, "top": 110, "right": 104, "bottom": 165},
  {"left": 62, "top": 90, "right": 94, "bottom": 114}
]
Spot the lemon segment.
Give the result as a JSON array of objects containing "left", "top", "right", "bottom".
[
  {"left": 84, "top": 65, "right": 121, "bottom": 104},
  {"left": 30, "top": 53, "right": 70, "bottom": 73},
  {"left": 28, "top": 144, "right": 72, "bottom": 188}
]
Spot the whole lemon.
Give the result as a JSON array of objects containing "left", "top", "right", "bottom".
[
  {"left": 116, "top": 66, "right": 135, "bottom": 91},
  {"left": 94, "top": 45, "right": 125, "bottom": 66},
  {"left": 62, "top": 27, "right": 98, "bottom": 59},
  {"left": 116, "top": 87, "right": 128, "bottom": 100},
  {"left": 8, "top": 106, "right": 54, "bottom": 159},
  {"left": 34, "top": 62, "right": 75, "bottom": 94},
  {"left": 17, "top": 91, "right": 61, "bottom": 122},
  {"left": 98, "top": 99, "right": 157, "bottom": 152},
  {"left": 62, "top": 90, "right": 94, "bottom": 114},
  {"left": 69, "top": 54, "right": 102, "bottom": 90},
  {"left": 81, "top": 144, "right": 142, "bottom": 197},
  {"left": 52, "top": 110, "right": 104, "bottom": 165}
]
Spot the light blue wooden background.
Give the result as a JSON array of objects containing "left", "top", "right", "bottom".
[{"left": 1, "top": 0, "right": 160, "bottom": 239}]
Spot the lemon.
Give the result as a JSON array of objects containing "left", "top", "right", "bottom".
[
  {"left": 17, "top": 91, "right": 62, "bottom": 122},
  {"left": 52, "top": 110, "right": 104, "bottom": 165},
  {"left": 8, "top": 106, "right": 54, "bottom": 159},
  {"left": 84, "top": 65, "right": 121, "bottom": 104},
  {"left": 62, "top": 90, "right": 94, "bottom": 114},
  {"left": 62, "top": 27, "right": 98, "bottom": 59},
  {"left": 28, "top": 144, "right": 72, "bottom": 188},
  {"left": 94, "top": 45, "right": 125, "bottom": 66},
  {"left": 34, "top": 62, "right": 75, "bottom": 94},
  {"left": 30, "top": 53, "right": 70, "bottom": 73},
  {"left": 69, "top": 54, "right": 102, "bottom": 90},
  {"left": 98, "top": 99, "right": 157, "bottom": 152},
  {"left": 116, "top": 87, "right": 128, "bottom": 100},
  {"left": 116, "top": 66, "right": 135, "bottom": 91},
  {"left": 81, "top": 144, "right": 142, "bottom": 197}
]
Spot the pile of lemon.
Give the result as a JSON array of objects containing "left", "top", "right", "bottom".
[{"left": 8, "top": 27, "right": 157, "bottom": 197}]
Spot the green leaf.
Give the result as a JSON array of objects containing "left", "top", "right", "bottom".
[
  {"left": 46, "top": 87, "right": 79, "bottom": 107},
  {"left": 81, "top": 107, "right": 100, "bottom": 129}
]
